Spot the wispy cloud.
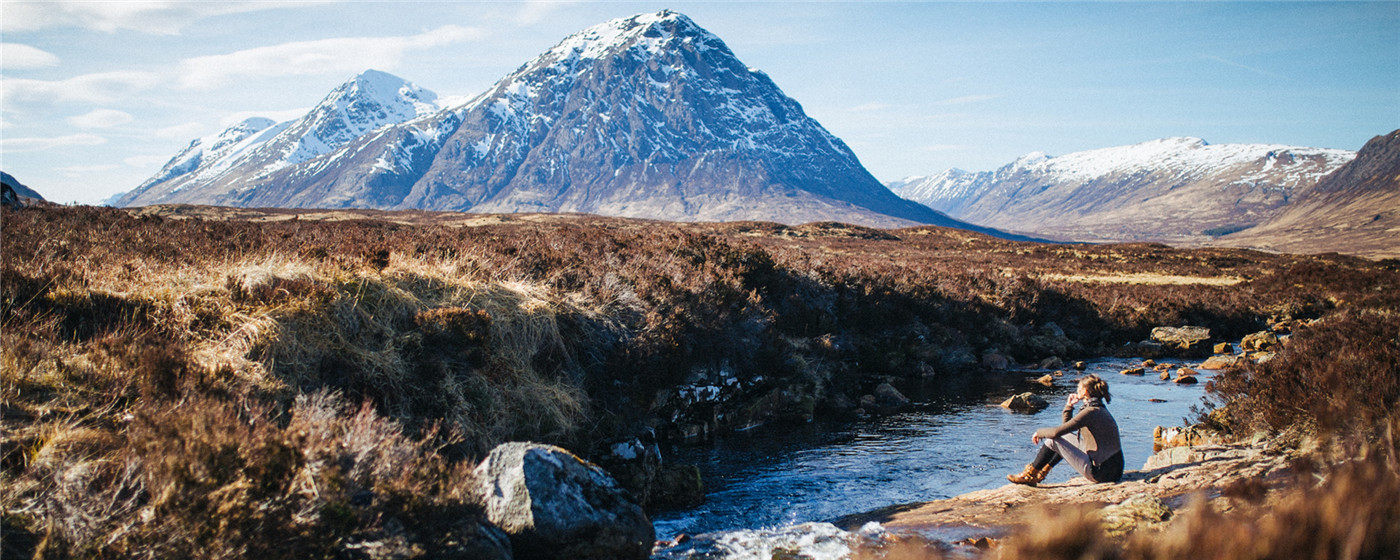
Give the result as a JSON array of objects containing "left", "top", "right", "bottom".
[
  {"left": 1, "top": 71, "right": 159, "bottom": 104},
  {"left": 154, "top": 122, "right": 206, "bottom": 139},
  {"left": 1, "top": 43, "right": 59, "bottom": 69},
  {"left": 1, "top": 133, "right": 107, "bottom": 152},
  {"left": 1200, "top": 54, "right": 1276, "bottom": 77},
  {"left": 933, "top": 94, "right": 998, "bottom": 106},
  {"left": 177, "top": 26, "right": 486, "bottom": 90},
  {"left": 67, "top": 108, "right": 134, "bottom": 128},
  {"left": 2, "top": 1, "right": 338, "bottom": 35}
]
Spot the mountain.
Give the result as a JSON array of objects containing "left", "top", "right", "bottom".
[
  {"left": 2, "top": 171, "right": 46, "bottom": 201},
  {"left": 118, "top": 70, "right": 439, "bottom": 206},
  {"left": 891, "top": 137, "right": 1355, "bottom": 242},
  {"left": 123, "top": 11, "right": 1004, "bottom": 233},
  {"left": 1222, "top": 129, "right": 1400, "bottom": 258}
]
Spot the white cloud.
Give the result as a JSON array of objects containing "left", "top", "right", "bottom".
[
  {"left": 1, "top": 70, "right": 159, "bottom": 104},
  {"left": 934, "top": 94, "right": 998, "bottom": 106},
  {"left": 1, "top": 133, "right": 107, "bottom": 152},
  {"left": 1, "top": 43, "right": 59, "bottom": 69},
  {"left": 516, "top": 0, "right": 571, "bottom": 25},
  {"left": 124, "top": 154, "right": 174, "bottom": 168},
  {"left": 154, "top": 121, "right": 206, "bottom": 139},
  {"left": 178, "top": 26, "right": 486, "bottom": 90},
  {"left": 67, "top": 108, "right": 135, "bottom": 128},
  {"left": 2, "top": 1, "right": 338, "bottom": 35}
]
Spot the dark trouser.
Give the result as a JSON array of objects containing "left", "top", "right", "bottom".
[{"left": 1030, "top": 434, "right": 1124, "bottom": 483}]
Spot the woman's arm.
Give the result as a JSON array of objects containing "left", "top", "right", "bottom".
[{"left": 1035, "top": 407, "right": 1093, "bottom": 440}]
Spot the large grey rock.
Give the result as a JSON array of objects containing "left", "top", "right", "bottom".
[
  {"left": 1000, "top": 392, "right": 1049, "bottom": 412},
  {"left": 473, "top": 442, "right": 653, "bottom": 560},
  {"left": 872, "top": 382, "right": 911, "bottom": 411},
  {"left": 1150, "top": 326, "right": 1213, "bottom": 356}
]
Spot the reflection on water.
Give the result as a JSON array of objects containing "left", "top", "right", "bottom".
[{"left": 652, "top": 356, "right": 1212, "bottom": 539}]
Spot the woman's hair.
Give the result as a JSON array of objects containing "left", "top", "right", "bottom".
[{"left": 1079, "top": 374, "right": 1111, "bottom": 403}]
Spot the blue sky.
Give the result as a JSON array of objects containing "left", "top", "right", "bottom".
[{"left": 2, "top": 1, "right": 1396, "bottom": 204}]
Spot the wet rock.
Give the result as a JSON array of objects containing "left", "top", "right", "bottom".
[
  {"left": 1159, "top": 370, "right": 1171, "bottom": 380},
  {"left": 1150, "top": 326, "right": 1213, "bottom": 357},
  {"left": 1037, "top": 356, "right": 1064, "bottom": 370},
  {"left": 651, "top": 464, "right": 705, "bottom": 510},
  {"left": 1213, "top": 342, "right": 1234, "bottom": 355},
  {"left": 473, "top": 442, "right": 653, "bottom": 560},
  {"left": 982, "top": 352, "right": 1011, "bottom": 371},
  {"left": 1142, "top": 359, "right": 1156, "bottom": 367},
  {"left": 1053, "top": 370, "right": 1065, "bottom": 377},
  {"left": 595, "top": 431, "right": 663, "bottom": 510},
  {"left": 1036, "top": 374, "right": 1055, "bottom": 387},
  {"left": 859, "top": 394, "right": 878, "bottom": 410},
  {"left": 1199, "top": 355, "right": 1236, "bottom": 370},
  {"left": 1073, "top": 361, "right": 1087, "bottom": 371},
  {"left": 1120, "top": 367, "right": 1145, "bottom": 376},
  {"left": 873, "top": 383, "right": 911, "bottom": 412},
  {"left": 1173, "top": 374, "right": 1198, "bottom": 385},
  {"left": 1000, "top": 392, "right": 1049, "bottom": 412},
  {"left": 1100, "top": 495, "right": 1171, "bottom": 536}
]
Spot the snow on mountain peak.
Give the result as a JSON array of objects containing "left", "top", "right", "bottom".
[{"left": 543, "top": 10, "right": 720, "bottom": 63}]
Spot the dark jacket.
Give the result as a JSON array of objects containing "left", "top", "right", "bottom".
[{"left": 1035, "top": 398, "right": 1123, "bottom": 481}]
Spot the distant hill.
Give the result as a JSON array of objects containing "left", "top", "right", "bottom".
[
  {"left": 1221, "top": 129, "right": 1400, "bottom": 258},
  {"left": 2, "top": 172, "right": 46, "bottom": 208},
  {"left": 891, "top": 137, "right": 1354, "bottom": 243},
  {"left": 123, "top": 11, "right": 1024, "bottom": 237}
]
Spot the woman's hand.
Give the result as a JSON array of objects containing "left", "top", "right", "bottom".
[
  {"left": 1032, "top": 434, "right": 1042, "bottom": 445},
  {"left": 1066, "top": 393, "right": 1082, "bottom": 407}
]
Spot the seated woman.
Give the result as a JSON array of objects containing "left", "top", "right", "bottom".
[{"left": 1008, "top": 374, "right": 1124, "bottom": 486}]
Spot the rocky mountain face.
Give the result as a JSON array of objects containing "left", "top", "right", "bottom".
[
  {"left": 1222, "top": 129, "right": 1400, "bottom": 258},
  {"left": 125, "top": 11, "right": 1006, "bottom": 233},
  {"left": 117, "top": 70, "right": 440, "bottom": 206},
  {"left": 891, "top": 137, "right": 1355, "bottom": 242},
  {"left": 2, "top": 172, "right": 45, "bottom": 202}
]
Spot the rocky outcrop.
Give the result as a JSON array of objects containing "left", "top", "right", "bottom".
[
  {"left": 1149, "top": 326, "right": 1213, "bottom": 357},
  {"left": 472, "top": 442, "right": 654, "bottom": 560}
]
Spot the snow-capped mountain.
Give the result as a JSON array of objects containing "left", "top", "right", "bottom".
[
  {"left": 891, "top": 137, "right": 1355, "bottom": 242},
  {"left": 119, "top": 70, "right": 439, "bottom": 206},
  {"left": 124, "top": 11, "right": 1008, "bottom": 233}
]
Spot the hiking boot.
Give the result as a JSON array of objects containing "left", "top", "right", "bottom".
[{"left": 1007, "top": 463, "right": 1050, "bottom": 486}]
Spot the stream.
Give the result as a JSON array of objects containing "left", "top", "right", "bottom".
[{"left": 650, "top": 354, "right": 1217, "bottom": 556}]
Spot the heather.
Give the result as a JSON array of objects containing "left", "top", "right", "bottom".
[{"left": 3, "top": 205, "right": 1398, "bottom": 557}]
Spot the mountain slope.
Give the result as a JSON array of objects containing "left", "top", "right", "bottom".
[
  {"left": 2, "top": 171, "right": 46, "bottom": 201},
  {"left": 119, "top": 70, "right": 439, "bottom": 206},
  {"left": 127, "top": 11, "right": 1008, "bottom": 233},
  {"left": 894, "top": 137, "right": 1355, "bottom": 242},
  {"left": 1222, "top": 129, "right": 1400, "bottom": 257}
]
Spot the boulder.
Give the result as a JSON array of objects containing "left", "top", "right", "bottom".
[
  {"left": 1199, "top": 355, "right": 1236, "bottom": 370},
  {"left": 1177, "top": 367, "right": 1199, "bottom": 377},
  {"left": 1213, "top": 342, "right": 1233, "bottom": 355},
  {"left": 1120, "top": 367, "right": 1145, "bottom": 376},
  {"left": 1173, "top": 374, "right": 1198, "bottom": 385},
  {"left": 1037, "top": 356, "right": 1064, "bottom": 370},
  {"left": 1000, "top": 393, "right": 1049, "bottom": 412},
  {"left": 651, "top": 464, "right": 705, "bottom": 510},
  {"left": 473, "top": 442, "right": 654, "bottom": 560},
  {"left": 981, "top": 352, "right": 1010, "bottom": 371},
  {"left": 595, "top": 431, "right": 664, "bottom": 510},
  {"left": 873, "top": 383, "right": 912, "bottom": 412},
  {"left": 1073, "top": 361, "right": 1087, "bottom": 371},
  {"left": 1036, "top": 374, "right": 1055, "bottom": 387},
  {"left": 1149, "top": 326, "right": 1213, "bottom": 356},
  {"left": 1142, "top": 359, "right": 1156, "bottom": 367},
  {"left": 1099, "top": 495, "right": 1171, "bottom": 536},
  {"left": 1159, "top": 370, "right": 1171, "bottom": 380}
]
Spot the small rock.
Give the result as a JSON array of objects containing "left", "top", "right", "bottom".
[
  {"left": 1053, "top": 370, "right": 1065, "bottom": 377},
  {"left": 1000, "top": 392, "right": 1049, "bottom": 412},
  {"left": 873, "top": 383, "right": 911, "bottom": 412},
  {"left": 982, "top": 352, "right": 1011, "bottom": 371},
  {"left": 1174, "top": 374, "right": 1198, "bottom": 385},
  {"left": 1213, "top": 342, "right": 1233, "bottom": 355},
  {"left": 1120, "top": 367, "right": 1145, "bottom": 376},
  {"left": 1036, "top": 374, "right": 1055, "bottom": 387},
  {"left": 1148, "top": 398, "right": 1167, "bottom": 403},
  {"left": 1142, "top": 359, "right": 1156, "bottom": 367},
  {"left": 1159, "top": 370, "right": 1171, "bottom": 380},
  {"left": 1177, "top": 367, "right": 1199, "bottom": 377},
  {"left": 1241, "top": 331, "right": 1280, "bottom": 352},
  {"left": 1073, "top": 361, "right": 1087, "bottom": 370}
]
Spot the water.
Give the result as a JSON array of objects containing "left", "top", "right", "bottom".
[{"left": 652, "top": 356, "right": 1214, "bottom": 540}]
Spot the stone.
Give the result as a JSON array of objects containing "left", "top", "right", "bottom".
[
  {"left": 1149, "top": 326, "right": 1214, "bottom": 357},
  {"left": 859, "top": 394, "right": 878, "bottom": 410},
  {"left": 473, "top": 442, "right": 654, "bottom": 560},
  {"left": 1213, "top": 342, "right": 1233, "bottom": 355},
  {"left": 1053, "top": 370, "right": 1065, "bottom": 377},
  {"left": 1153, "top": 425, "right": 1221, "bottom": 452},
  {"left": 1199, "top": 355, "right": 1236, "bottom": 370},
  {"left": 1099, "top": 495, "right": 1171, "bottom": 536},
  {"left": 1142, "top": 359, "right": 1156, "bottom": 367},
  {"left": 1241, "top": 331, "right": 1280, "bottom": 352},
  {"left": 1036, "top": 374, "right": 1055, "bottom": 387},
  {"left": 1037, "top": 356, "right": 1063, "bottom": 370},
  {"left": 1154, "top": 363, "right": 1172, "bottom": 372},
  {"left": 651, "top": 464, "right": 705, "bottom": 510},
  {"left": 1000, "top": 392, "right": 1049, "bottom": 412},
  {"left": 1177, "top": 367, "right": 1199, "bottom": 377},
  {"left": 1173, "top": 374, "right": 1198, "bottom": 385},
  {"left": 1073, "top": 361, "right": 1087, "bottom": 370},
  {"left": 1120, "top": 367, "right": 1145, "bottom": 376},
  {"left": 982, "top": 353, "right": 1010, "bottom": 371},
  {"left": 873, "top": 383, "right": 912, "bottom": 411},
  {"left": 1159, "top": 370, "right": 1171, "bottom": 380}
]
